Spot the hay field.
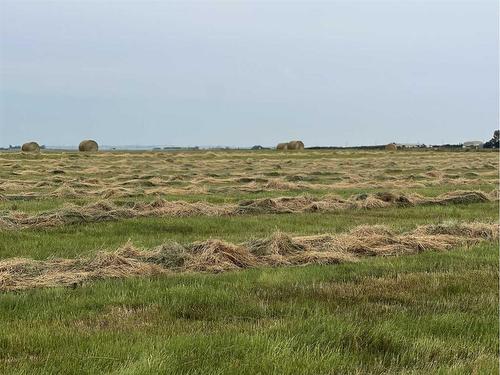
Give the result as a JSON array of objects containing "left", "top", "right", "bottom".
[{"left": 0, "top": 149, "right": 498, "bottom": 374}]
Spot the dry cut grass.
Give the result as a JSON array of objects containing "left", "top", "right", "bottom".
[
  {"left": 1, "top": 150, "right": 498, "bottom": 201},
  {"left": 1, "top": 221, "right": 497, "bottom": 291},
  {"left": 0, "top": 190, "right": 495, "bottom": 229}
]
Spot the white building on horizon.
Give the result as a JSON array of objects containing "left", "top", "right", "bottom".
[{"left": 462, "top": 141, "right": 484, "bottom": 149}]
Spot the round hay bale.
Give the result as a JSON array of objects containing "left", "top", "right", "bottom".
[
  {"left": 287, "top": 140, "right": 305, "bottom": 150},
  {"left": 21, "top": 142, "right": 40, "bottom": 152},
  {"left": 79, "top": 140, "right": 99, "bottom": 152},
  {"left": 385, "top": 143, "right": 397, "bottom": 151},
  {"left": 276, "top": 142, "right": 288, "bottom": 151}
]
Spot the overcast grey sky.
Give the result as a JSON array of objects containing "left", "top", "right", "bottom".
[{"left": 0, "top": 0, "right": 498, "bottom": 147}]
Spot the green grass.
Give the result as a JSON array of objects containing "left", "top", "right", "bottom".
[
  {"left": 0, "top": 242, "right": 497, "bottom": 374},
  {"left": 1, "top": 148, "right": 497, "bottom": 213},
  {"left": 0, "top": 202, "right": 497, "bottom": 260},
  {"left": 0, "top": 182, "right": 494, "bottom": 215},
  {"left": 0, "top": 149, "right": 498, "bottom": 374}
]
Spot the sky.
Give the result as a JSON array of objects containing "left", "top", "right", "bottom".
[{"left": 0, "top": 0, "right": 498, "bottom": 148}]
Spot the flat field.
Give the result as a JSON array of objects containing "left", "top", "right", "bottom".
[{"left": 0, "top": 149, "right": 498, "bottom": 374}]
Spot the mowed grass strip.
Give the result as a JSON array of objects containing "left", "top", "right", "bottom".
[
  {"left": 1, "top": 149, "right": 497, "bottom": 211},
  {"left": 0, "top": 242, "right": 497, "bottom": 374},
  {"left": 0, "top": 202, "right": 497, "bottom": 259}
]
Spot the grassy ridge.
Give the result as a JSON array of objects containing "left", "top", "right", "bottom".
[{"left": 1, "top": 242, "right": 497, "bottom": 374}]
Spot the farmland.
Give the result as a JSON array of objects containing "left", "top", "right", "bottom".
[{"left": 0, "top": 149, "right": 498, "bottom": 374}]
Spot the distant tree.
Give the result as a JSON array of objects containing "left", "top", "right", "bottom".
[{"left": 484, "top": 130, "right": 499, "bottom": 149}]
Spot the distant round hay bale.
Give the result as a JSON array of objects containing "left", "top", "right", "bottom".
[
  {"left": 276, "top": 142, "right": 289, "bottom": 151},
  {"left": 79, "top": 140, "right": 99, "bottom": 152},
  {"left": 287, "top": 140, "right": 305, "bottom": 150},
  {"left": 21, "top": 142, "right": 40, "bottom": 152},
  {"left": 385, "top": 143, "right": 397, "bottom": 151}
]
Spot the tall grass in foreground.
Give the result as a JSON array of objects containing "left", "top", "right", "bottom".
[{"left": 1, "top": 242, "right": 498, "bottom": 374}]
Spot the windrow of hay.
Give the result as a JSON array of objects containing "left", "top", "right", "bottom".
[
  {"left": 235, "top": 190, "right": 495, "bottom": 214},
  {"left": 0, "top": 222, "right": 497, "bottom": 291},
  {"left": 0, "top": 199, "right": 232, "bottom": 229},
  {"left": 1, "top": 173, "right": 494, "bottom": 201},
  {"left": 1, "top": 150, "right": 498, "bottom": 200},
  {"left": 185, "top": 240, "right": 261, "bottom": 272},
  {"left": 0, "top": 186, "right": 141, "bottom": 201},
  {"left": 0, "top": 190, "right": 496, "bottom": 230}
]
